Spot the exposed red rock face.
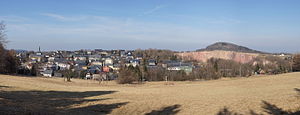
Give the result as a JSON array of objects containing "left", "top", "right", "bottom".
[{"left": 177, "top": 50, "right": 260, "bottom": 63}]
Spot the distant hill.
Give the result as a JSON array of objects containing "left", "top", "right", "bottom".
[
  {"left": 196, "top": 42, "right": 267, "bottom": 54},
  {"left": 178, "top": 42, "right": 271, "bottom": 63}
]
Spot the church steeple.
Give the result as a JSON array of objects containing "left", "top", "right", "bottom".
[{"left": 36, "top": 46, "right": 42, "bottom": 56}]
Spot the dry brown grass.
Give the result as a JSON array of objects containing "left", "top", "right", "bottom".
[{"left": 1, "top": 73, "right": 300, "bottom": 115}]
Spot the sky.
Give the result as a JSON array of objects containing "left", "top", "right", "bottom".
[{"left": 0, "top": 0, "right": 300, "bottom": 53}]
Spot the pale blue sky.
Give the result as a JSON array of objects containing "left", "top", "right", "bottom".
[{"left": 0, "top": 0, "right": 300, "bottom": 53}]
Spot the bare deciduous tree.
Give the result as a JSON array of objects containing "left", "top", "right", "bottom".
[
  {"left": 0, "top": 21, "right": 19, "bottom": 74},
  {"left": 0, "top": 21, "right": 7, "bottom": 45},
  {"left": 0, "top": 21, "right": 7, "bottom": 73}
]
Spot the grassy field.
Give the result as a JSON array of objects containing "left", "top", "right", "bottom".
[{"left": 1, "top": 73, "right": 300, "bottom": 115}]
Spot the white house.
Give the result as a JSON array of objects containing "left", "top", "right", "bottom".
[
  {"left": 42, "top": 70, "right": 53, "bottom": 77},
  {"left": 104, "top": 58, "right": 113, "bottom": 65},
  {"left": 57, "top": 63, "right": 70, "bottom": 70}
]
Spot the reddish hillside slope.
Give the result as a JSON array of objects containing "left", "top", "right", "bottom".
[{"left": 177, "top": 50, "right": 261, "bottom": 63}]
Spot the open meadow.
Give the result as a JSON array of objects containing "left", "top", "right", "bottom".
[{"left": 1, "top": 73, "right": 300, "bottom": 115}]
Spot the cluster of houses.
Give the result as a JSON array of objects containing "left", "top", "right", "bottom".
[{"left": 16, "top": 48, "right": 194, "bottom": 80}]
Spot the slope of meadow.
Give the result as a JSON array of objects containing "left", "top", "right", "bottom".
[{"left": 1, "top": 73, "right": 300, "bottom": 115}]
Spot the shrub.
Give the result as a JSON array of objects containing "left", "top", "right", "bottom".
[
  {"left": 293, "top": 54, "right": 300, "bottom": 72},
  {"left": 117, "top": 66, "right": 139, "bottom": 84}
]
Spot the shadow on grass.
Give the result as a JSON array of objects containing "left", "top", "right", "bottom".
[
  {"left": 0, "top": 89, "right": 128, "bottom": 115},
  {"left": 145, "top": 104, "right": 181, "bottom": 115},
  {"left": 217, "top": 88, "right": 300, "bottom": 115},
  {"left": 294, "top": 88, "right": 300, "bottom": 96},
  {"left": 0, "top": 85, "right": 11, "bottom": 88},
  {"left": 216, "top": 107, "right": 242, "bottom": 115}
]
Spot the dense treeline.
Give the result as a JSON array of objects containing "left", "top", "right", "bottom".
[
  {"left": 293, "top": 54, "right": 300, "bottom": 72},
  {"left": 117, "top": 65, "right": 141, "bottom": 84},
  {"left": 117, "top": 55, "right": 293, "bottom": 84},
  {"left": 190, "top": 56, "right": 291, "bottom": 80},
  {"left": 189, "top": 58, "right": 251, "bottom": 80},
  {"left": 117, "top": 65, "right": 192, "bottom": 84},
  {"left": 0, "top": 22, "right": 19, "bottom": 74},
  {"left": 134, "top": 49, "right": 179, "bottom": 62}
]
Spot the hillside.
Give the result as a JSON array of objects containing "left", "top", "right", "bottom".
[
  {"left": 178, "top": 42, "right": 270, "bottom": 63},
  {"left": 1, "top": 73, "right": 300, "bottom": 114},
  {"left": 178, "top": 50, "right": 260, "bottom": 63},
  {"left": 197, "top": 42, "right": 266, "bottom": 54}
]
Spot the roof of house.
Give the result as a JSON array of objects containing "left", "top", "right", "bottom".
[
  {"left": 54, "top": 58, "right": 68, "bottom": 63},
  {"left": 130, "top": 59, "right": 140, "bottom": 63},
  {"left": 148, "top": 59, "right": 157, "bottom": 63},
  {"left": 43, "top": 69, "right": 53, "bottom": 74},
  {"left": 88, "top": 55, "right": 102, "bottom": 58},
  {"left": 88, "top": 65, "right": 102, "bottom": 70},
  {"left": 75, "top": 60, "right": 87, "bottom": 66},
  {"left": 167, "top": 62, "right": 192, "bottom": 67}
]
